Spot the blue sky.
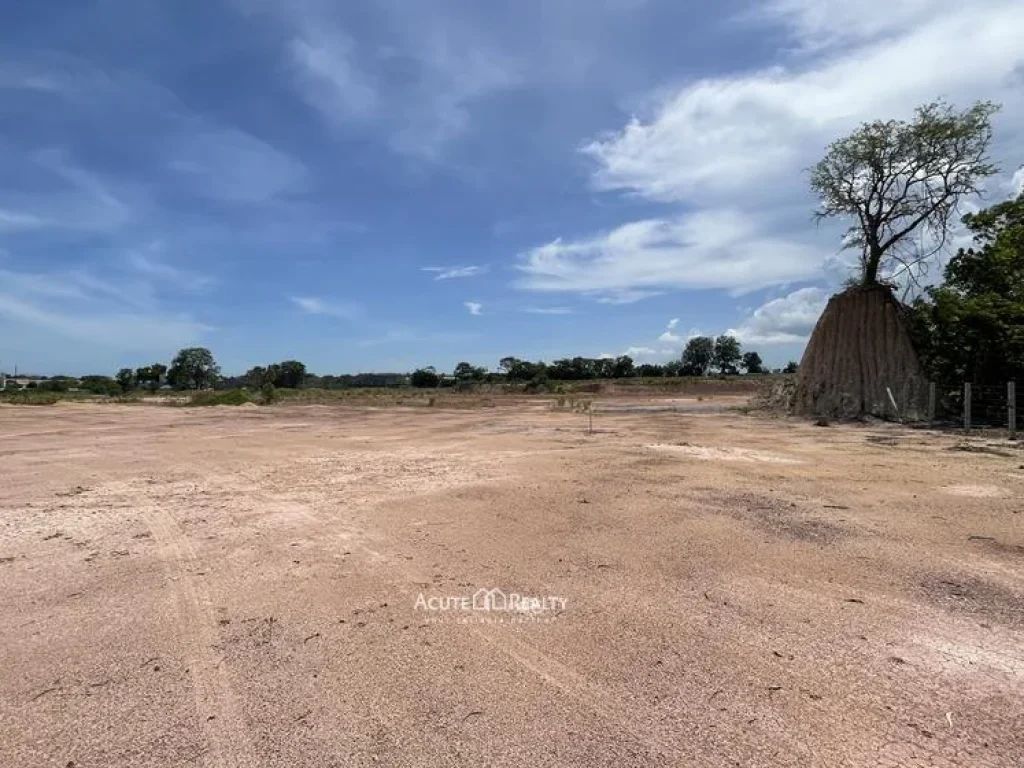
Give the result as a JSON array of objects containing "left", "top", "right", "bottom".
[{"left": 1, "top": 0, "right": 1022, "bottom": 375}]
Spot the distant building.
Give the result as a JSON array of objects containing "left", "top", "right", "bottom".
[{"left": 3, "top": 377, "right": 56, "bottom": 390}]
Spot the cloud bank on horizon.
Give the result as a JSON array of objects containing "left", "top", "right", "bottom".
[{"left": 0, "top": 0, "right": 1021, "bottom": 373}]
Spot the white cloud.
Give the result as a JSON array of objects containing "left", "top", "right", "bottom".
[
  {"left": 290, "top": 296, "right": 362, "bottom": 320},
  {"left": 0, "top": 149, "right": 134, "bottom": 235},
  {"left": 624, "top": 346, "right": 656, "bottom": 356},
  {"left": 658, "top": 316, "right": 683, "bottom": 343},
  {"left": 272, "top": 2, "right": 520, "bottom": 160},
  {"left": 422, "top": 265, "right": 488, "bottom": 280},
  {"left": 0, "top": 267, "right": 210, "bottom": 351},
  {"left": 0, "top": 208, "right": 51, "bottom": 232},
  {"left": 751, "top": 0, "right": 964, "bottom": 51},
  {"left": 1011, "top": 166, "right": 1024, "bottom": 197},
  {"left": 464, "top": 301, "right": 483, "bottom": 316},
  {"left": 520, "top": 0, "right": 1024, "bottom": 302},
  {"left": 127, "top": 245, "right": 215, "bottom": 293},
  {"left": 289, "top": 31, "right": 378, "bottom": 124},
  {"left": 518, "top": 210, "right": 822, "bottom": 298},
  {"left": 726, "top": 287, "right": 828, "bottom": 345},
  {"left": 168, "top": 128, "right": 308, "bottom": 203},
  {"left": 0, "top": 54, "right": 312, "bottom": 250},
  {"left": 623, "top": 346, "right": 680, "bottom": 363},
  {"left": 524, "top": 307, "right": 573, "bottom": 315},
  {"left": 591, "top": 289, "right": 663, "bottom": 305},
  {"left": 585, "top": 2, "right": 1024, "bottom": 204},
  {"left": 0, "top": 293, "right": 208, "bottom": 351}
]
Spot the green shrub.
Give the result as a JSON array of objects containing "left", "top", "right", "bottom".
[
  {"left": 183, "top": 389, "right": 256, "bottom": 407},
  {"left": 0, "top": 391, "right": 61, "bottom": 405}
]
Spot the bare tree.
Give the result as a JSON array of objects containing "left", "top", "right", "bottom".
[{"left": 810, "top": 100, "right": 999, "bottom": 287}]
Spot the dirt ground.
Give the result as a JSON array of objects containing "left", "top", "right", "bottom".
[{"left": 1, "top": 399, "right": 1021, "bottom": 767}]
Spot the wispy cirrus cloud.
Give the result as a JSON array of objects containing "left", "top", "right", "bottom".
[
  {"left": 523, "top": 306, "right": 573, "bottom": 315},
  {"left": 127, "top": 244, "right": 216, "bottom": 294},
  {"left": 422, "top": 265, "right": 488, "bottom": 280},
  {"left": 290, "top": 296, "right": 363, "bottom": 320},
  {"left": 0, "top": 148, "right": 134, "bottom": 236},
  {"left": 168, "top": 128, "right": 308, "bottom": 204},
  {"left": 288, "top": 28, "right": 378, "bottom": 124},
  {"left": 0, "top": 265, "right": 211, "bottom": 351},
  {"left": 0, "top": 208, "right": 51, "bottom": 232},
  {"left": 253, "top": 0, "right": 521, "bottom": 160}
]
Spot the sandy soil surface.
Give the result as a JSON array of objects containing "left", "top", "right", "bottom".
[{"left": 1, "top": 401, "right": 1021, "bottom": 767}]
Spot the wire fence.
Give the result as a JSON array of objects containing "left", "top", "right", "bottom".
[{"left": 926, "top": 380, "right": 1019, "bottom": 437}]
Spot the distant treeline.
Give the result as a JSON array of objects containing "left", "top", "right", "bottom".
[{"left": 4, "top": 335, "right": 800, "bottom": 395}]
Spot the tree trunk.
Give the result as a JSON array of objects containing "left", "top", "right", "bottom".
[
  {"left": 793, "top": 284, "right": 928, "bottom": 419},
  {"left": 863, "top": 244, "right": 882, "bottom": 285}
]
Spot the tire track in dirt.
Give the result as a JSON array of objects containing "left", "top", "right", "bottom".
[
  {"left": 469, "top": 627, "right": 702, "bottom": 763},
  {"left": 143, "top": 509, "right": 257, "bottom": 768}
]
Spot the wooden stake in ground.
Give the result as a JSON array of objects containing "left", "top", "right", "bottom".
[{"left": 1009, "top": 381, "right": 1017, "bottom": 440}]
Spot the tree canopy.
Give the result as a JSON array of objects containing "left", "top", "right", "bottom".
[
  {"left": 168, "top": 348, "right": 220, "bottom": 390},
  {"left": 910, "top": 192, "right": 1024, "bottom": 384},
  {"left": 410, "top": 367, "right": 440, "bottom": 388},
  {"left": 741, "top": 351, "right": 765, "bottom": 375},
  {"left": 681, "top": 337, "right": 714, "bottom": 376},
  {"left": 810, "top": 100, "right": 999, "bottom": 286},
  {"left": 713, "top": 336, "right": 742, "bottom": 375}
]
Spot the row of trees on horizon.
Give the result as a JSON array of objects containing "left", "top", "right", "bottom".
[{"left": 7, "top": 335, "right": 795, "bottom": 394}]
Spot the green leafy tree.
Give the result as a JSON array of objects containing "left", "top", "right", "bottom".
[
  {"left": 244, "top": 366, "right": 269, "bottom": 388},
  {"left": 611, "top": 355, "right": 635, "bottom": 378},
  {"left": 453, "top": 362, "right": 486, "bottom": 381},
  {"left": 741, "top": 351, "right": 765, "bottom": 375},
  {"left": 662, "top": 360, "right": 682, "bottom": 377},
  {"left": 78, "top": 375, "right": 119, "bottom": 395},
  {"left": 910, "top": 192, "right": 1024, "bottom": 384},
  {"left": 116, "top": 368, "right": 136, "bottom": 392},
  {"left": 783, "top": 361, "right": 799, "bottom": 374},
  {"left": 273, "top": 360, "right": 307, "bottom": 389},
  {"left": 410, "top": 367, "right": 440, "bottom": 388},
  {"left": 136, "top": 363, "right": 167, "bottom": 389},
  {"left": 681, "top": 336, "right": 714, "bottom": 376},
  {"left": 713, "top": 335, "right": 742, "bottom": 375},
  {"left": 168, "top": 347, "right": 220, "bottom": 390},
  {"left": 636, "top": 363, "right": 664, "bottom": 378},
  {"left": 499, "top": 357, "right": 546, "bottom": 382},
  {"left": 811, "top": 100, "right": 999, "bottom": 286}
]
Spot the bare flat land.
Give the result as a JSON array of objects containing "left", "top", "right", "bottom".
[{"left": 1, "top": 400, "right": 1022, "bottom": 767}]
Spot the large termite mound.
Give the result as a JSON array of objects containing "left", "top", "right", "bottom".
[{"left": 793, "top": 284, "right": 928, "bottom": 419}]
